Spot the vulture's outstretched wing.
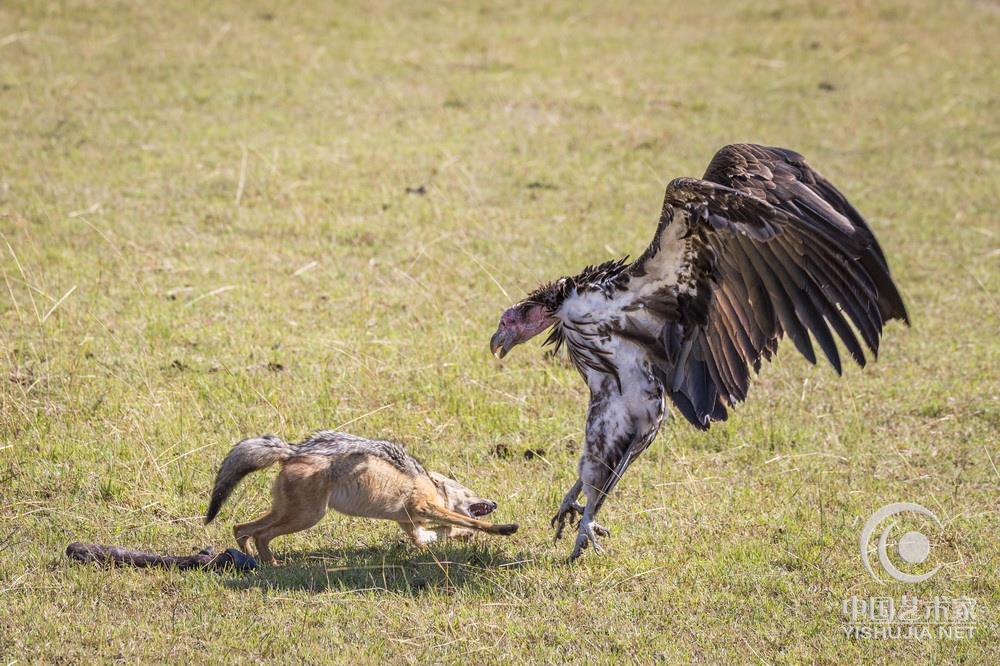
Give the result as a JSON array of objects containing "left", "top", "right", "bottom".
[{"left": 626, "top": 144, "right": 908, "bottom": 429}]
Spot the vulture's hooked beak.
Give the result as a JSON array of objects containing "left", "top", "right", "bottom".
[
  {"left": 490, "top": 328, "right": 511, "bottom": 359},
  {"left": 491, "top": 301, "right": 555, "bottom": 359}
]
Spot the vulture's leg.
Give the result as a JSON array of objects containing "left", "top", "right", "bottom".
[
  {"left": 569, "top": 464, "right": 613, "bottom": 561},
  {"left": 565, "top": 386, "right": 626, "bottom": 560},
  {"left": 567, "top": 378, "right": 663, "bottom": 561},
  {"left": 551, "top": 478, "right": 584, "bottom": 540}
]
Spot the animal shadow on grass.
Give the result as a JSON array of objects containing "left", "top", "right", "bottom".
[{"left": 223, "top": 541, "right": 530, "bottom": 594}]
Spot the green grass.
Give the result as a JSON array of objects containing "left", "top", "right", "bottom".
[{"left": 1, "top": 0, "right": 997, "bottom": 662}]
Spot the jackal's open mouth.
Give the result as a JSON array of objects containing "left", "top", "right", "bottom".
[{"left": 468, "top": 502, "right": 495, "bottom": 517}]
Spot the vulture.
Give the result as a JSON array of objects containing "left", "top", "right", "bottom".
[{"left": 489, "top": 144, "right": 908, "bottom": 560}]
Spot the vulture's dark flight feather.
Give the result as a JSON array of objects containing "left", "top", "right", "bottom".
[{"left": 490, "top": 144, "right": 908, "bottom": 560}]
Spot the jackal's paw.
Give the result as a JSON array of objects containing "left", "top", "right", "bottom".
[
  {"left": 494, "top": 523, "right": 519, "bottom": 536},
  {"left": 411, "top": 527, "right": 440, "bottom": 546}
]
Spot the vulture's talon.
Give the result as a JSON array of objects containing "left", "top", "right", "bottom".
[
  {"left": 551, "top": 501, "right": 584, "bottom": 540},
  {"left": 569, "top": 534, "right": 589, "bottom": 561},
  {"left": 568, "top": 518, "right": 606, "bottom": 560}
]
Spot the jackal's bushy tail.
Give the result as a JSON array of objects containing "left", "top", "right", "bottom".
[{"left": 204, "top": 435, "right": 293, "bottom": 524}]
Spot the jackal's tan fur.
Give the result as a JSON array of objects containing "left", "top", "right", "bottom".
[{"left": 204, "top": 431, "right": 517, "bottom": 565}]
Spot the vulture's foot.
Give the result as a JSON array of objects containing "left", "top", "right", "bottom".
[
  {"left": 568, "top": 518, "right": 611, "bottom": 561},
  {"left": 551, "top": 500, "right": 584, "bottom": 541}
]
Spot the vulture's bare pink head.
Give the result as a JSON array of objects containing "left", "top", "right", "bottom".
[{"left": 490, "top": 300, "right": 557, "bottom": 359}]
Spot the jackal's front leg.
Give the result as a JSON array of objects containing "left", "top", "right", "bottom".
[{"left": 401, "top": 523, "right": 439, "bottom": 546}]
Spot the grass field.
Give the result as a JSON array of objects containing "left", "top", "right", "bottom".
[{"left": 1, "top": 0, "right": 998, "bottom": 662}]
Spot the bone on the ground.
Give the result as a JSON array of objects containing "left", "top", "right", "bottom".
[{"left": 65, "top": 541, "right": 257, "bottom": 572}]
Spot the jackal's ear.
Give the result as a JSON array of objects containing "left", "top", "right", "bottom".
[{"left": 429, "top": 472, "right": 450, "bottom": 502}]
